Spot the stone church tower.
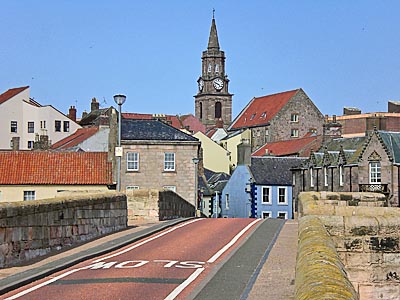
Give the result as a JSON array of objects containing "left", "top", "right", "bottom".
[{"left": 195, "top": 15, "right": 233, "bottom": 130}]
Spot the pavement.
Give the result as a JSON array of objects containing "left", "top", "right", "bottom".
[{"left": 0, "top": 218, "right": 298, "bottom": 299}]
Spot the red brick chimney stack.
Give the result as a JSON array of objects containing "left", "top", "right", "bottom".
[{"left": 68, "top": 106, "right": 77, "bottom": 122}]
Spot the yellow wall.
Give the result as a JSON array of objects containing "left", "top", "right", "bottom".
[
  {"left": 0, "top": 185, "right": 111, "bottom": 202},
  {"left": 221, "top": 129, "right": 251, "bottom": 168},
  {"left": 194, "top": 132, "right": 230, "bottom": 173}
]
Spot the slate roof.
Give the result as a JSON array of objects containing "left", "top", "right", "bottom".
[
  {"left": 228, "top": 89, "right": 299, "bottom": 130},
  {"left": 0, "top": 152, "right": 112, "bottom": 185},
  {"left": 79, "top": 108, "right": 111, "bottom": 126},
  {"left": 0, "top": 86, "right": 29, "bottom": 105},
  {"left": 51, "top": 127, "right": 99, "bottom": 150},
  {"left": 121, "top": 119, "right": 199, "bottom": 141},
  {"left": 369, "top": 130, "right": 400, "bottom": 164},
  {"left": 249, "top": 157, "right": 306, "bottom": 185},
  {"left": 252, "top": 133, "right": 322, "bottom": 157}
]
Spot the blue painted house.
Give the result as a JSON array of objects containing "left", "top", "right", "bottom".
[{"left": 220, "top": 157, "right": 305, "bottom": 219}]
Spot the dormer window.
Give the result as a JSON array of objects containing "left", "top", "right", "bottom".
[
  {"left": 250, "top": 113, "right": 256, "bottom": 120},
  {"left": 260, "top": 112, "right": 267, "bottom": 118}
]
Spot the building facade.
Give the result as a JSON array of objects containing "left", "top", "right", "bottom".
[
  {"left": 0, "top": 86, "right": 81, "bottom": 150},
  {"left": 194, "top": 16, "right": 233, "bottom": 131},
  {"left": 120, "top": 119, "right": 200, "bottom": 205}
]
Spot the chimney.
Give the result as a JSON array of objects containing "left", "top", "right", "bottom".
[
  {"left": 323, "top": 115, "right": 342, "bottom": 143},
  {"left": 82, "top": 110, "right": 88, "bottom": 118},
  {"left": 91, "top": 97, "right": 99, "bottom": 112},
  {"left": 68, "top": 106, "right": 77, "bottom": 122},
  {"left": 237, "top": 139, "right": 251, "bottom": 165},
  {"left": 33, "top": 135, "right": 51, "bottom": 150},
  {"left": 11, "top": 137, "right": 20, "bottom": 151},
  {"left": 388, "top": 101, "right": 400, "bottom": 113}
]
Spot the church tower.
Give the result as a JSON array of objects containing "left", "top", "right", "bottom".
[{"left": 195, "top": 14, "right": 233, "bottom": 130}]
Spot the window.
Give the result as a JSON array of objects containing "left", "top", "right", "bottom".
[
  {"left": 277, "top": 211, "right": 288, "bottom": 219},
  {"left": 369, "top": 162, "right": 381, "bottom": 183},
  {"left": 225, "top": 194, "right": 229, "bottom": 209},
  {"left": 339, "top": 165, "right": 344, "bottom": 186},
  {"left": 250, "top": 113, "right": 256, "bottom": 120},
  {"left": 324, "top": 167, "right": 328, "bottom": 187},
  {"left": 27, "top": 141, "right": 34, "bottom": 149},
  {"left": 28, "top": 122, "right": 34, "bottom": 133},
  {"left": 55, "top": 120, "right": 61, "bottom": 132},
  {"left": 262, "top": 187, "right": 272, "bottom": 204},
  {"left": 199, "top": 102, "right": 203, "bottom": 119},
  {"left": 215, "top": 102, "right": 222, "bottom": 118},
  {"left": 260, "top": 112, "right": 267, "bottom": 118},
  {"left": 215, "top": 64, "right": 219, "bottom": 73},
  {"left": 127, "top": 152, "right": 139, "bottom": 171},
  {"left": 262, "top": 211, "right": 271, "bottom": 219},
  {"left": 63, "top": 121, "right": 70, "bottom": 132},
  {"left": 278, "top": 187, "right": 288, "bottom": 205},
  {"left": 292, "top": 173, "right": 296, "bottom": 186},
  {"left": 126, "top": 186, "right": 140, "bottom": 190},
  {"left": 163, "top": 186, "right": 176, "bottom": 192},
  {"left": 11, "top": 121, "right": 17, "bottom": 133},
  {"left": 290, "top": 113, "right": 299, "bottom": 122},
  {"left": 164, "top": 152, "right": 175, "bottom": 171},
  {"left": 23, "top": 191, "right": 35, "bottom": 201},
  {"left": 310, "top": 167, "right": 314, "bottom": 187},
  {"left": 265, "top": 129, "right": 269, "bottom": 136},
  {"left": 208, "top": 63, "right": 212, "bottom": 73},
  {"left": 40, "top": 121, "right": 46, "bottom": 129},
  {"left": 291, "top": 129, "right": 299, "bottom": 138}
]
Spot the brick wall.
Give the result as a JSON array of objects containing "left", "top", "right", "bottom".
[
  {"left": 0, "top": 192, "right": 127, "bottom": 267},
  {"left": 126, "top": 189, "right": 195, "bottom": 222}
]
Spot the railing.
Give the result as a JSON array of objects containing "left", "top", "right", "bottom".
[{"left": 359, "top": 184, "right": 389, "bottom": 194}]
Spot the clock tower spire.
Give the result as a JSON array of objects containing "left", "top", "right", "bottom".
[{"left": 195, "top": 13, "right": 233, "bottom": 131}]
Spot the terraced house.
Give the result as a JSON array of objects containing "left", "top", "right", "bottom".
[{"left": 292, "top": 128, "right": 400, "bottom": 211}]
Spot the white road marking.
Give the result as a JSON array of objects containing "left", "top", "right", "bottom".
[
  {"left": 3, "top": 218, "right": 203, "bottom": 299},
  {"left": 162, "top": 218, "right": 262, "bottom": 300},
  {"left": 93, "top": 218, "right": 203, "bottom": 262},
  {"left": 164, "top": 268, "right": 205, "bottom": 300},
  {"left": 207, "top": 218, "right": 261, "bottom": 263}
]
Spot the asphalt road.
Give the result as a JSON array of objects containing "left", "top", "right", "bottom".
[{"left": 1, "top": 218, "right": 284, "bottom": 300}]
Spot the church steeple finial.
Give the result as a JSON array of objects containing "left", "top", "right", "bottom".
[{"left": 208, "top": 10, "right": 220, "bottom": 50}]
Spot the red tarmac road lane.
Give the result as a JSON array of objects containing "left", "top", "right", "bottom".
[{"left": 1, "top": 218, "right": 260, "bottom": 300}]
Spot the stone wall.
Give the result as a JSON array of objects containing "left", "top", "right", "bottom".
[
  {"left": 0, "top": 192, "right": 127, "bottom": 268},
  {"left": 295, "top": 216, "right": 359, "bottom": 300},
  {"left": 298, "top": 192, "right": 400, "bottom": 299},
  {"left": 126, "top": 189, "right": 195, "bottom": 222}
]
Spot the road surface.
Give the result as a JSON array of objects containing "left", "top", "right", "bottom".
[{"left": 1, "top": 218, "right": 284, "bottom": 300}]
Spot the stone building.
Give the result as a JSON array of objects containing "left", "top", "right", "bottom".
[
  {"left": 228, "top": 88, "right": 324, "bottom": 151},
  {"left": 194, "top": 16, "right": 233, "bottom": 131},
  {"left": 292, "top": 128, "right": 400, "bottom": 212},
  {"left": 120, "top": 119, "right": 200, "bottom": 204}
]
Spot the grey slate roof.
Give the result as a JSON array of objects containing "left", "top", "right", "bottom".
[
  {"left": 249, "top": 157, "right": 306, "bottom": 185},
  {"left": 121, "top": 119, "right": 198, "bottom": 141},
  {"left": 378, "top": 131, "right": 400, "bottom": 164}
]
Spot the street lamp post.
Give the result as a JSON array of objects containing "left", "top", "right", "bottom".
[
  {"left": 114, "top": 94, "right": 126, "bottom": 192},
  {"left": 192, "top": 157, "right": 200, "bottom": 217}
]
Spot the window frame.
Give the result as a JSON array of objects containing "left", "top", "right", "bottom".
[
  {"left": 369, "top": 161, "right": 381, "bottom": 184},
  {"left": 290, "top": 113, "right": 299, "bottom": 123},
  {"left": 27, "top": 141, "right": 34, "bottom": 149},
  {"left": 261, "top": 186, "right": 272, "bottom": 204},
  {"left": 127, "top": 152, "right": 139, "bottom": 171},
  {"left": 63, "top": 121, "right": 70, "bottom": 132},
  {"left": 277, "top": 211, "right": 288, "bottom": 219},
  {"left": 23, "top": 191, "right": 36, "bottom": 201},
  {"left": 11, "top": 121, "right": 17, "bottom": 133},
  {"left": 164, "top": 152, "right": 176, "bottom": 171},
  {"left": 27, "top": 121, "right": 34, "bottom": 133},
  {"left": 55, "top": 120, "right": 61, "bottom": 132},
  {"left": 262, "top": 211, "right": 272, "bottom": 219},
  {"left": 277, "top": 186, "right": 288, "bottom": 205},
  {"left": 291, "top": 129, "right": 299, "bottom": 138}
]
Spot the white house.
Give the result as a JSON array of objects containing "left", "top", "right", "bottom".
[{"left": 0, "top": 86, "right": 81, "bottom": 150}]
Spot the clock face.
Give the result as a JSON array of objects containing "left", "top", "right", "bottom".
[
  {"left": 198, "top": 79, "right": 204, "bottom": 92},
  {"left": 213, "top": 78, "right": 224, "bottom": 91}
]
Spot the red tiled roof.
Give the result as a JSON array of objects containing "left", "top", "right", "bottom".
[
  {"left": 0, "top": 86, "right": 29, "bottom": 105},
  {"left": 229, "top": 89, "right": 299, "bottom": 130},
  {"left": 51, "top": 127, "right": 99, "bottom": 150},
  {"left": 252, "top": 134, "right": 322, "bottom": 157},
  {"left": 0, "top": 152, "right": 112, "bottom": 185}
]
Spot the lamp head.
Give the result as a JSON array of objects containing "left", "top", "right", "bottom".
[{"left": 113, "top": 94, "right": 126, "bottom": 106}]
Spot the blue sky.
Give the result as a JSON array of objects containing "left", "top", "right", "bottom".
[{"left": 1, "top": 1, "right": 399, "bottom": 119}]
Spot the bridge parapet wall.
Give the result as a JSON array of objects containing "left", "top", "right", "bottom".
[
  {"left": 297, "top": 192, "right": 400, "bottom": 299},
  {"left": 0, "top": 192, "right": 127, "bottom": 268}
]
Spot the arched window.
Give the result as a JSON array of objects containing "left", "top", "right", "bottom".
[
  {"left": 215, "top": 101, "right": 222, "bottom": 119},
  {"left": 199, "top": 102, "right": 203, "bottom": 119}
]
